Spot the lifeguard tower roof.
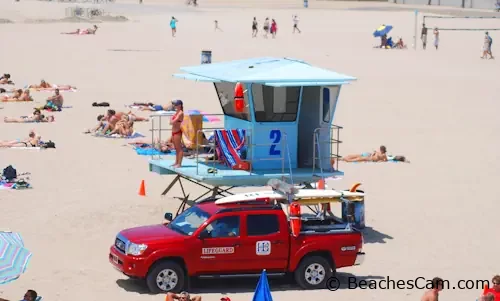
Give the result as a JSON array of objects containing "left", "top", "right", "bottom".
[
  {"left": 174, "top": 57, "right": 356, "bottom": 86},
  {"left": 150, "top": 57, "right": 356, "bottom": 200}
]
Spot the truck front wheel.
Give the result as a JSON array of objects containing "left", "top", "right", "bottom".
[
  {"left": 294, "top": 255, "right": 333, "bottom": 289},
  {"left": 146, "top": 260, "right": 185, "bottom": 294}
]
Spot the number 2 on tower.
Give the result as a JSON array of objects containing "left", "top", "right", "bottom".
[{"left": 269, "top": 130, "right": 281, "bottom": 156}]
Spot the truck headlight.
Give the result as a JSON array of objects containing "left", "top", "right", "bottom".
[{"left": 127, "top": 243, "right": 148, "bottom": 256}]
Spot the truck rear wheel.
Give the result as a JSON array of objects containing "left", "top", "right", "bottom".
[
  {"left": 294, "top": 255, "right": 333, "bottom": 289},
  {"left": 146, "top": 260, "right": 185, "bottom": 294}
]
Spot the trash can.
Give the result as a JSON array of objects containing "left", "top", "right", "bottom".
[
  {"left": 341, "top": 190, "right": 365, "bottom": 229},
  {"left": 201, "top": 50, "right": 212, "bottom": 64}
]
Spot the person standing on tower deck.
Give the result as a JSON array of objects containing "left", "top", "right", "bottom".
[
  {"left": 292, "top": 15, "right": 301, "bottom": 33},
  {"left": 170, "top": 99, "right": 184, "bottom": 168},
  {"left": 170, "top": 16, "right": 178, "bottom": 37},
  {"left": 252, "top": 17, "right": 258, "bottom": 37},
  {"left": 433, "top": 28, "right": 439, "bottom": 50},
  {"left": 421, "top": 23, "right": 428, "bottom": 50}
]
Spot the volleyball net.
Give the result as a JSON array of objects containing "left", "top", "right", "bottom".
[{"left": 422, "top": 15, "right": 500, "bottom": 31}]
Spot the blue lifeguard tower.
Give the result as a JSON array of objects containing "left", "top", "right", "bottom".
[{"left": 149, "top": 57, "right": 356, "bottom": 201}]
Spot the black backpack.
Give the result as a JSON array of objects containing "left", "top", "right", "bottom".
[
  {"left": 3, "top": 165, "right": 17, "bottom": 181},
  {"left": 42, "top": 141, "right": 56, "bottom": 149}
]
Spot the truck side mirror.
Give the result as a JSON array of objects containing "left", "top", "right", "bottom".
[
  {"left": 164, "top": 212, "right": 173, "bottom": 222},
  {"left": 199, "top": 230, "right": 210, "bottom": 240}
]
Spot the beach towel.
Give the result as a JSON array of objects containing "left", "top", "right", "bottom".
[
  {"left": 0, "top": 180, "right": 31, "bottom": 190},
  {"left": 42, "top": 105, "right": 72, "bottom": 112},
  {"left": 135, "top": 147, "right": 165, "bottom": 156},
  {"left": 181, "top": 114, "right": 204, "bottom": 149},
  {"left": 347, "top": 155, "right": 408, "bottom": 163},
  {"left": 214, "top": 129, "right": 250, "bottom": 171},
  {"left": 92, "top": 132, "right": 145, "bottom": 139},
  {"left": 25, "top": 85, "right": 77, "bottom": 92},
  {"left": 187, "top": 110, "right": 221, "bottom": 123},
  {"left": 0, "top": 145, "right": 42, "bottom": 150}
]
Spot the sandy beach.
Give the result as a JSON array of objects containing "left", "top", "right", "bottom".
[{"left": 1, "top": 0, "right": 499, "bottom": 300}]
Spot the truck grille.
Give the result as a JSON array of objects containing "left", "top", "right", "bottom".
[{"left": 115, "top": 238, "right": 126, "bottom": 253}]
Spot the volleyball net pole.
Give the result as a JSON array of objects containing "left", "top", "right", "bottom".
[{"left": 414, "top": 10, "right": 418, "bottom": 50}]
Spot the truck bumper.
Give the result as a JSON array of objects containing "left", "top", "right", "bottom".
[
  {"left": 354, "top": 252, "right": 365, "bottom": 265},
  {"left": 109, "top": 246, "right": 148, "bottom": 278}
]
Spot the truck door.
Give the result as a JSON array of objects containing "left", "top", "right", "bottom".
[
  {"left": 195, "top": 215, "right": 245, "bottom": 274},
  {"left": 239, "top": 212, "right": 289, "bottom": 272}
]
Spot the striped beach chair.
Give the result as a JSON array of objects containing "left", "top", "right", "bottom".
[{"left": 214, "top": 129, "right": 250, "bottom": 171}]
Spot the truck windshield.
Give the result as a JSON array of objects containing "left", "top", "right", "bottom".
[{"left": 167, "top": 206, "right": 211, "bottom": 236}]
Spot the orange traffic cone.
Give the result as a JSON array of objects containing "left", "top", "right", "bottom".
[
  {"left": 317, "top": 179, "right": 325, "bottom": 190},
  {"left": 139, "top": 180, "right": 146, "bottom": 196},
  {"left": 483, "top": 283, "right": 489, "bottom": 296}
]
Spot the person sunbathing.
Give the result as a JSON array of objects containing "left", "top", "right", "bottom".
[
  {"left": 61, "top": 25, "right": 98, "bottom": 35},
  {"left": 1, "top": 89, "right": 31, "bottom": 102},
  {"left": 0, "top": 130, "right": 41, "bottom": 147},
  {"left": 28, "top": 79, "right": 53, "bottom": 89},
  {"left": 108, "top": 114, "right": 134, "bottom": 136},
  {"left": 394, "top": 37, "right": 406, "bottom": 49},
  {"left": 4, "top": 109, "right": 55, "bottom": 123},
  {"left": 28, "top": 80, "right": 76, "bottom": 91},
  {"left": 87, "top": 110, "right": 122, "bottom": 134},
  {"left": 38, "top": 89, "right": 64, "bottom": 111},
  {"left": 0, "top": 74, "right": 14, "bottom": 85},
  {"left": 134, "top": 102, "right": 174, "bottom": 112},
  {"left": 19, "top": 89, "right": 33, "bottom": 102},
  {"left": 340, "top": 145, "right": 388, "bottom": 162},
  {"left": 126, "top": 111, "right": 149, "bottom": 122}
]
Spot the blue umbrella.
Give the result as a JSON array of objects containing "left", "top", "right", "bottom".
[
  {"left": 0, "top": 231, "right": 32, "bottom": 285},
  {"left": 252, "top": 269, "right": 273, "bottom": 301},
  {"left": 373, "top": 24, "right": 393, "bottom": 37}
]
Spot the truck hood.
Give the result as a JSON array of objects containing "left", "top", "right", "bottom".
[{"left": 120, "top": 224, "right": 185, "bottom": 244}]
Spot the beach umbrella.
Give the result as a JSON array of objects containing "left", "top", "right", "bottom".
[
  {"left": 0, "top": 231, "right": 32, "bottom": 285},
  {"left": 373, "top": 24, "right": 393, "bottom": 37},
  {"left": 187, "top": 109, "right": 221, "bottom": 123},
  {"left": 252, "top": 269, "right": 273, "bottom": 301}
]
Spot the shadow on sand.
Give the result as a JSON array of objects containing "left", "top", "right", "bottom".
[
  {"left": 116, "top": 273, "right": 385, "bottom": 294},
  {"left": 362, "top": 226, "right": 393, "bottom": 244}
]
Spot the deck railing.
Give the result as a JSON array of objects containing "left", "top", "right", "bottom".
[
  {"left": 312, "top": 125, "right": 343, "bottom": 176},
  {"left": 150, "top": 113, "right": 288, "bottom": 177}
]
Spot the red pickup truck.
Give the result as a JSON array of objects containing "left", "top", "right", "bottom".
[{"left": 109, "top": 197, "right": 365, "bottom": 293}]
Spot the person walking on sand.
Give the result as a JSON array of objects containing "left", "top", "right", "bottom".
[
  {"left": 263, "top": 17, "right": 270, "bottom": 38},
  {"left": 252, "top": 17, "right": 258, "bottom": 37},
  {"left": 271, "top": 19, "right": 278, "bottom": 38},
  {"left": 421, "top": 23, "right": 428, "bottom": 50},
  {"left": 170, "top": 16, "right": 178, "bottom": 37},
  {"left": 481, "top": 31, "right": 494, "bottom": 59},
  {"left": 433, "top": 27, "right": 439, "bottom": 50},
  {"left": 214, "top": 20, "right": 222, "bottom": 32},
  {"left": 292, "top": 15, "right": 301, "bottom": 33},
  {"left": 421, "top": 277, "right": 444, "bottom": 301}
]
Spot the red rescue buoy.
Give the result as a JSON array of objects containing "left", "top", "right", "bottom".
[
  {"left": 234, "top": 98, "right": 245, "bottom": 112},
  {"left": 289, "top": 202, "right": 302, "bottom": 237},
  {"left": 234, "top": 82, "right": 245, "bottom": 113},
  {"left": 234, "top": 82, "right": 244, "bottom": 98}
]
